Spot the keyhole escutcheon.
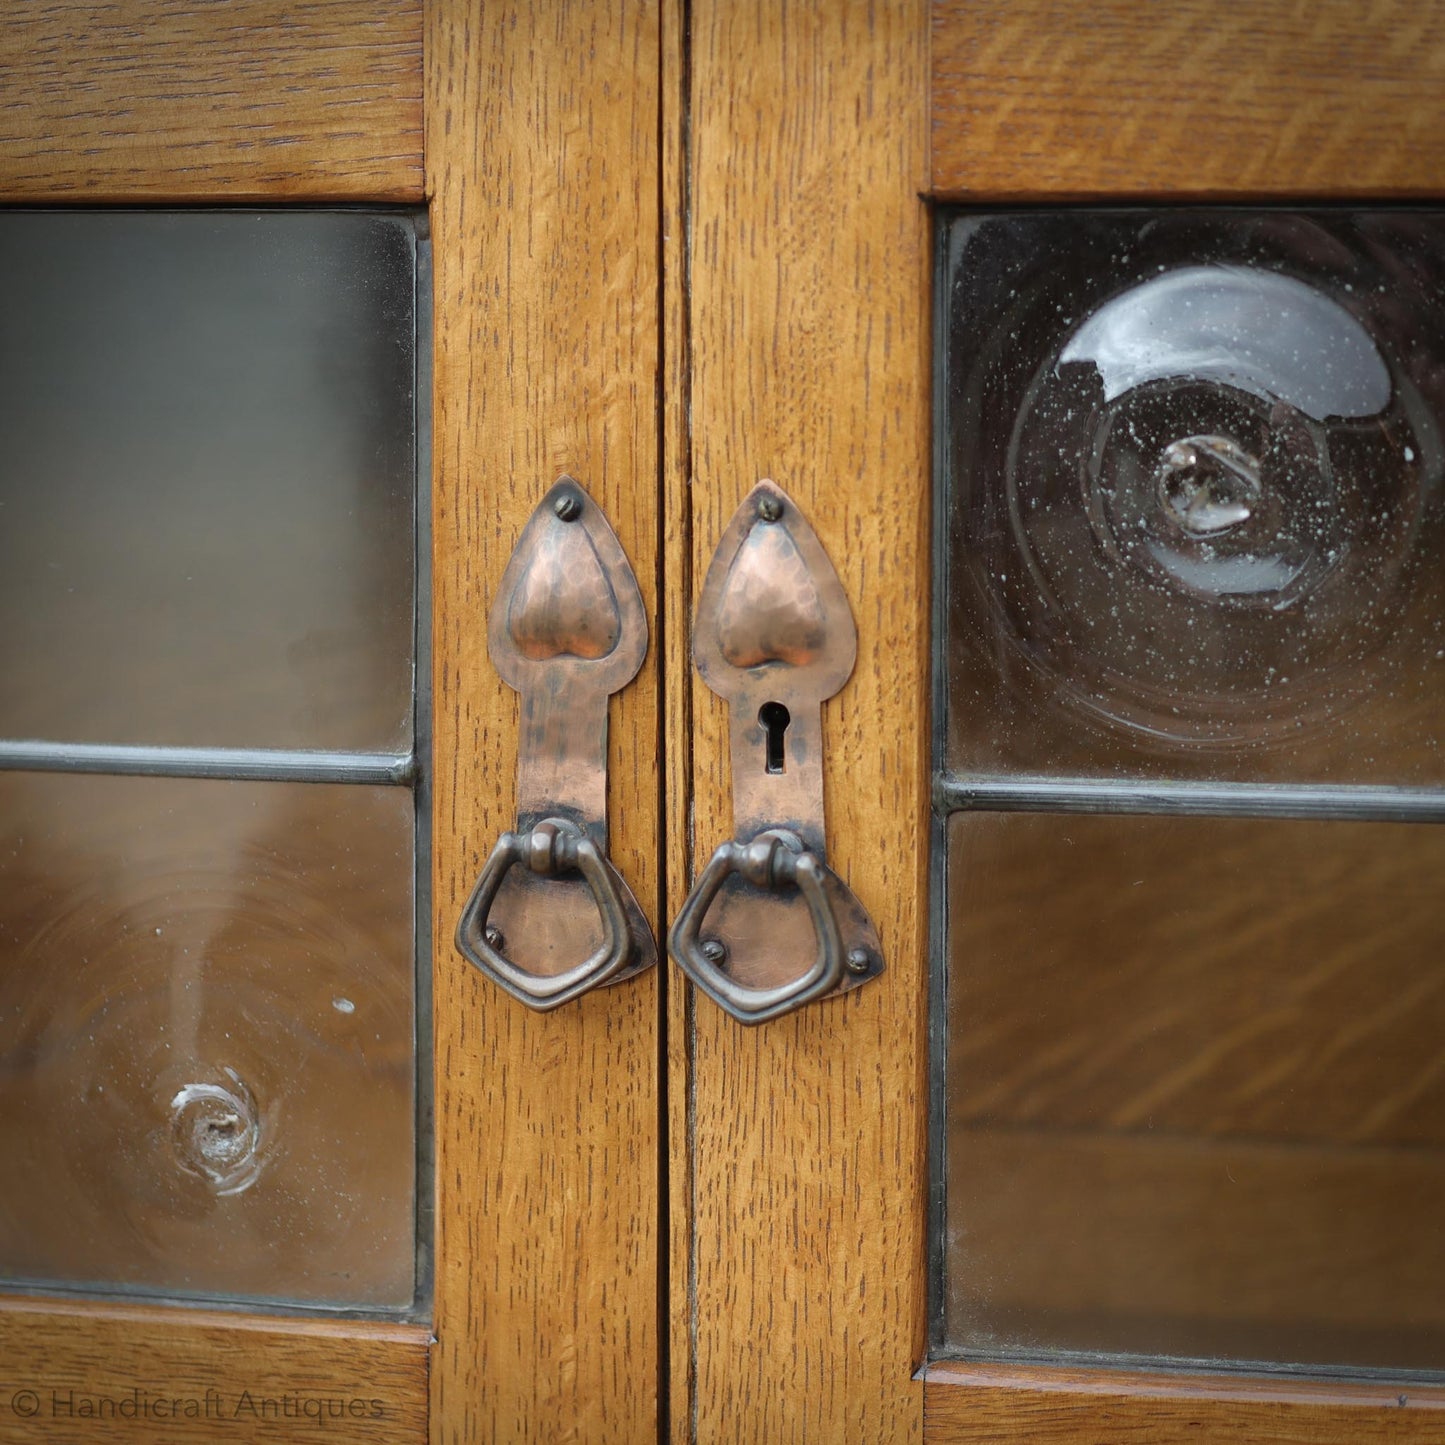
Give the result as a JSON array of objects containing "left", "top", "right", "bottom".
[{"left": 759, "top": 700, "right": 790, "bottom": 774}]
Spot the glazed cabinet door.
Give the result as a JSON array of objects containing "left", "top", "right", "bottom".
[{"left": 669, "top": 4, "right": 1445, "bottom": 1445}]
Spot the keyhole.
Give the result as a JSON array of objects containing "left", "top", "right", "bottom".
[{"left": 759, "top": 701, "right": 790, "bottom": 774}]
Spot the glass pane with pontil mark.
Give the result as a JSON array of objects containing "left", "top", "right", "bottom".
[
  {"left": 0, "top": 773, "right": 415, "bottom": 1309},
  {"left": 0, "top": 211, "right": 416, "bottom": 753},
  {"left": 940, "top": 210, "right": 1445, "bottom": 783}
]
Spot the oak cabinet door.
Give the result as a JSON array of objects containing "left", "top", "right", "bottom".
[
  {"left": 669, "top": 4, "right": 1445, "bottom": 1444},
  {"left": 0, "top": 6, "right": 663, "bottom": 1444}
]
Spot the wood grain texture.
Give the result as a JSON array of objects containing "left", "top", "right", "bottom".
[
  {"left": 0, "top": 1, "right": 422, "bottom": 201},
  {"left": 925, "top": 1362, "right": 1445, "bottom": 1443},
  {"left": 0, "top": 1298, "right": 426, "bottom": 1443},
  {"left": 932, "top": 0, "right": 1445, "bottom": 200},
  {"left": 677, "top": 2, "right": 931, "bottom": 1439},
  {"left": 426, "top": 2, "right": 662, "bottom": 1442},
  {"left": 661, "top": 0, "right": 696, "bottom": 1440}
]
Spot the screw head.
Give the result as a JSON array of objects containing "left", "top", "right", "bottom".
[
  {"left": 554, "top": 491, "right": 583, "bottom": 522},
  {"left": 756, "top": 494, "right": 783, "bottom": 523},
  {"left": 845, "top": 947, "right": 872, "bottom": 976},
  {"left": 700, "top": 938, "right": 728, "bottom": 968},
  {"left": 484, "top": 924, "right": 506, "bottom": 952}
]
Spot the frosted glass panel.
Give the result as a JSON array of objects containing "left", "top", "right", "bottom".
[
  {"left": 943, "top": 811, "right": 1445, "bottom": 1371},
  {"left": 0, "top": 211, "right": 416, "bottom": 752},
  {"left": 940, "top": 210, "right": 1445, "bottom": 784},
  {"left": 0, "top": 773, "right": 415, "bottom": 1308}
]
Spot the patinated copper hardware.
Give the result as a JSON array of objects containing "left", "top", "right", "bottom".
[
  {"left": 456, "top": 478, "right": 656, "bottom": 1009},
  {"left": 669, "top": 481, "right": 883, "bottom": 1024}
]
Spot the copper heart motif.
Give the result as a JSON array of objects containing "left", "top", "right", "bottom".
[{"left": 715, "top": 520, "right": 826, "bottom": 668}]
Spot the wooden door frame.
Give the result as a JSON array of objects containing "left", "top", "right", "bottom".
[
  {"left": 426, "top": 2, "right": 664, "bottom": 1441},
  {"left": 666, "top": 2, "right": 933, "bottom": 1439}
]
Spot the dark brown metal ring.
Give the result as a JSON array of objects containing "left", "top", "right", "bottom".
[
  {"left": 668, "top": 829, "right": 845, "bottom": 1025},
  {"left": 456, "top": 818, "right": 635, "bottom": 1010}
]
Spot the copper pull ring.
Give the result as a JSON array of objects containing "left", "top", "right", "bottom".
[
  {"left": 669, "top": 830, "right": 846, "bottom": 1025},
  {"left": 456, "top": 818, "right": 636, "bottom": 1010}
]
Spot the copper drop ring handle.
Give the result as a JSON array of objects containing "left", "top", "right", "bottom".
[
  {"left": 455, "top": 478, "right": 657, "bottom": 1010},
  {"left": 669, "top": 830, "right": 846, "bottom": 1024},
  {"left": 668, "top": 481, "right": 885, "bottom": 1025},
  {"left": 456, "top": 818, "right": 636, "bottom": 1010}
]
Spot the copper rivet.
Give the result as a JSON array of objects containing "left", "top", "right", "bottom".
[
  {"left": 554, "top": 492, "right": 583, "bottom": 522},
  {"left": 756, "top": 495, "right": 783, "bottom": 523},
  {"left": 484, "top": 925, "right": 506, "bottom": 951},
  {"left": 846, "top": 948, "right": 871, "bottom": 975},
  {"left": 701, "top": 938, "right": 728, "bottom": 967}
]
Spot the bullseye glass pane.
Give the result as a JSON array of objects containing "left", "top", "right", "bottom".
[
  {"left": 0, "top": 772, "right": 415, "bottom": 1309},
  {"left": 943, "top": 811, "right": 1445, "bottom": 1372},
  {"left": 940, "top": 210, "right": 1445, "bottom": 783},
  {"left": 0, "top": 211, "right": 417, "bottom": 753}
]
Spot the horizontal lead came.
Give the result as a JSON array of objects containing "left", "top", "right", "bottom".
[
  {"left": 0, "top": 741, "right": 415, "bottom": 787},
  {"left": 933, "top": 774, "right": 1445, "bottom": 825}
]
